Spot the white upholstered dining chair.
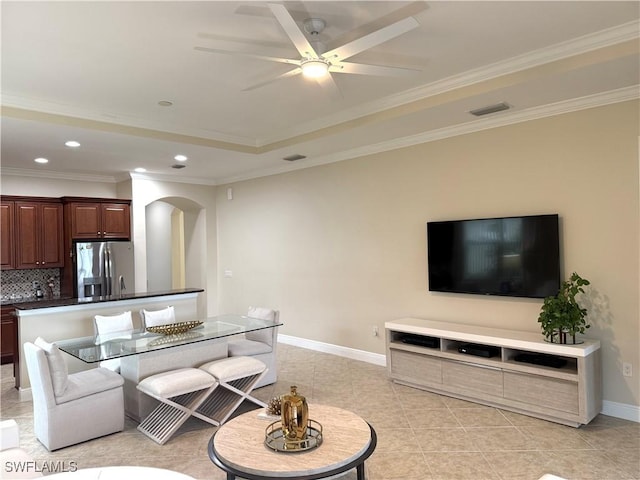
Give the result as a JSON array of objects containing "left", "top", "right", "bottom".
[
  {"left": 93, "top": 311, "right": 134, "bottom": 373},
  {"left": 23, "top": 338, "right": 125, "bottom": 451},
  {"left": 139, "top": 305, "right": 176, "bottom": 329},
  {"left": 227, "top": 306, "right": 279, "bottom": 388}
]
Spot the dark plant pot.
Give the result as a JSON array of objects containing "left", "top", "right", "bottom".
[{"left": 544, "top": 329, "right": 584, "bottom": 345}]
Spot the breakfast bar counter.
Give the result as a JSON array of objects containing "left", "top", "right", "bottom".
[{"left": 13, "top": 288, "right": 204, "bottom": 390}]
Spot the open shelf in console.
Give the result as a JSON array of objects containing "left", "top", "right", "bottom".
[
  {"left": 390, "top": 331, "right": 441, "bottom": 349},
  {"left": 441, "top": 339, "right": 501, "bottom": 360},
  {"left": 503, "top": 347, "right": 578, "bottom": 376}
]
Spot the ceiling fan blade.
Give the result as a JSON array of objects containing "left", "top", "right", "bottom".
[
  {"left": 315, "top": 74, "right": 343, "bottom": 100},
  {"left": 323, "top": 16, "right": 419, "bottom": 62},
  {"left": 268, "top": 3, "right": 317, "bottom": 58},
  {"left": 331, "top": 61, "right": 420, "bottom": 77},
  {"left": 242, "top": 67, "right": 302, "bottom": 91},
  {"left": 194, "top": 46, "right": 300, "bottom": 66}
]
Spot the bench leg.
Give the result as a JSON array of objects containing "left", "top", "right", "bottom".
[{"left": 138, "top": 386, "right": 216, "bottom": 445}]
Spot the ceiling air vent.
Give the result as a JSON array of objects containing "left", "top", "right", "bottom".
[
  {"left": 172, "top": 164, "right": 186, "bottom": 169},
  {"left": 469, "top": 102, "right": 511, "bottom": 117},
  {"left": 283, "top": 154, "right": 306, "bottom": 161}
]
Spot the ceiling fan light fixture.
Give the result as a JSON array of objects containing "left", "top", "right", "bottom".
[{"left": 301, "top": 59, "right": 329, "bottom": 78}]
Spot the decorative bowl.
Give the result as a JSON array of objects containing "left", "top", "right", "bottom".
[{"left": 146, "top": 321, "right": 203, "bottom": 335}]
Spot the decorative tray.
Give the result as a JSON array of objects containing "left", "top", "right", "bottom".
[
  {"left": 146, "top": 321, "right": 203, "bottom": 335},
  {"left": 264, "top": 419, "right": 323, "bottom": 452},
  {"left": 148, "top": 331, "right": 203, "bottom": 347}
]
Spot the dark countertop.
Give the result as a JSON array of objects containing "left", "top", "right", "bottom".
[{"left": 10, "top": 288, "right": 204, "bottom": 310}]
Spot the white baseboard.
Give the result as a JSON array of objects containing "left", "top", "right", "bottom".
[
  {"left": 278, "top": 334, "right": 639, "bottom": 424},
  {"left": 278, "top": 334, "right": 386, "bottom": 367},
  {"left": 601, "top": 400, "right": 640, "bottom": 423}
]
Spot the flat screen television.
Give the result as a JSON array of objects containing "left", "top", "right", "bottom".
[{"left": 427, "top": 214, "right": 560, "bottom": 298}]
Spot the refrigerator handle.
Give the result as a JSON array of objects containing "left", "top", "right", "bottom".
[{"left": 104, "top": 246, "right": 112, "bottom": 296}]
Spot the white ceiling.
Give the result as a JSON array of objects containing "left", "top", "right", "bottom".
[{"left": 2, "top": 1, "right": 638, "bottom": 186}]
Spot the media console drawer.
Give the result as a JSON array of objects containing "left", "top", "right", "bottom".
[
  {"left": 389, "top": 349, "right": 442, "bottom": 385},
  {"left": 442, "top": 360, "right": 503, "bottom": 396},
  {"left": 504, "top": 371, "right": 579, "bottom": 414}
]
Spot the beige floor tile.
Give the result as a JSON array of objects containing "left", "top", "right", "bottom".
[
  {"left": 519, "top": 424, "right": 596, "bottom": 450},
  {"left": 367, "top": 451, "right": 432, "bottom": 479},
  {"left": 465, "top": 426, "right": 539, "bottom": 451},
  {"left": 482, "top": 450, "right": 563, "bottom": 480},
  {"left": 546, "top": 449, "right": 635, "bottom": 479},
  {"left": 415, "top": 428, "right": 479, "bottom": 452},
  {"left": 408, "top": 408, "right": 462, "bottom": 429},
  {"left": 424, "top": 451, "right": 498, "bottom": 480},
  {"left": 450, "top": 407, "right": 512, "bottom": 427},
  {"left": 373, "top": 427, "right": 422, "bottom": 453},
  {"left": 601, "top": 446, "right": 640, "bottom": 478},
  {"left": 2, "top": 344, "right": 638, "bottom": 480}
]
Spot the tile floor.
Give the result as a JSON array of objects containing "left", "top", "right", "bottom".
[{"left": 1, "top": 343, "right": 639, "bottom": 479}]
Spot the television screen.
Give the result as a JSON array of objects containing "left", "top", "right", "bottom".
[{"left": 427, "top": 214, "right": 560, "bottom": 298}]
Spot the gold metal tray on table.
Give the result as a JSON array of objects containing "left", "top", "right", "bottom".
[
  {"left": 146, "top": 321, "right": 203, "bottom": 335},
  {"left": 264, "top": 419, "right": 323, "bottom": 452}
]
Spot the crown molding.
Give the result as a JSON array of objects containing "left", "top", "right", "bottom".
[
  {"left": 257, "top": 20, "right": 640, "bottom": 146},
  {"left": 0, "top": 166, "right": 118, "bottom": 184},
  {"left": 217, "top": 86, "right": 639, "bottom": 184},
  {"left": 129, "top": 171, "right": 217, "bottom": 186},
  {"left": 4, "top": 87, "right": 637, "bottom": 186}
]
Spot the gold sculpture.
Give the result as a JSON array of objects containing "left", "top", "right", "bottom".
[{"left": 281, "top": 385, "right": 308, "bottom": 448}]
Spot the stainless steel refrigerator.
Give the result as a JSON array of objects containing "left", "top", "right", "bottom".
[{"left": 74, "top": 241, "right": 134, "bottom": 298}]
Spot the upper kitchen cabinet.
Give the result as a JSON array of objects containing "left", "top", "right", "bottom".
[
  {"left": 63, "top": 198, "right": 131, "bottom": 240},
  {"left": 1, "top": 200, "right": 15, "bottom": 269},
  {"left": 15, "top": 200, "right": 64, "bottom": 269}
]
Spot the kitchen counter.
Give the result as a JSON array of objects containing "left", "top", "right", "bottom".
[
  {"left": 1, "top": 296, "right": 72, "bottom": 307},
  {"left": 11, "top": 288, "right": 203, "bottom": 310}
]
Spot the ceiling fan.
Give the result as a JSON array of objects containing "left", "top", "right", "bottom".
[{"left": 194, "top": 3, "right": 420, "bottom": 96}]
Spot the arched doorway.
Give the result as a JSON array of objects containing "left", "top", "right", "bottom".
[{"left": 144, "top": 197, "right": 202, "bottom": 293}]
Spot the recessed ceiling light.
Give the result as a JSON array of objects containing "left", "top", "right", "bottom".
[
  {"left": 134, "top": 167, "right": 147, "bottom": 173},
  {"left": 34, "top": 157, "right": 49, "bottom": 164},
  {"left": 65, "top": 140, "right": 81, "bottom": 148},
  {"left": 158, "top": 100, "right": 173, "bottom": 107},
  {"left": 174, "top": 154, "right": 188, "bottom": 162},
  {"left": 172, "top": 164, "right": 186, "bottom": 169}
]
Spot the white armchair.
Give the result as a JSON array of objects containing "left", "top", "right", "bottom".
[
  {"left": 24, "top": 338, "right": 125, "bottom": 451},
  {"left": 227, "top": 307, "right": 279, "bottom": 388}
]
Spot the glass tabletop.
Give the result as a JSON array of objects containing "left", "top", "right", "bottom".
[{"left": 56, "top": 314, "right": 282, "bottom": 363}]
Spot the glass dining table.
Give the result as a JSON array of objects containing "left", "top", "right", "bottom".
[
  {"left": 56, "top": 314, "right": 282, "bottom": 421},
  {"left": 57, "top": 314, "right": 281, "bottom": 363}
]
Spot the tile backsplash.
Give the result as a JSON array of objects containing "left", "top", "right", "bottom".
[{"left": 0, "top": 268, "right": 61, "bottom": 301}]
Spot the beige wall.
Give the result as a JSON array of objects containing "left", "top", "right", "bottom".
[{"left": 216, "top": 100, "right": 639, "bottom": 408}]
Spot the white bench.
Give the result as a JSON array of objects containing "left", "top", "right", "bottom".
[
  {"left": 197, "top": 356, "right": 267, "bottom": 425},
  {"left": 136, "top": 368, "right": 218, "bottom": 445}
]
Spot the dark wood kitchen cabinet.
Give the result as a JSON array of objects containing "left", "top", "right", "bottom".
[
  {"left": 64, "top": 199, "right": 131, "bottom": 240},
  {"left": 0, "top": 200, "right": 15, "bottom": 269},
  {"left": 1, "top": 306, "right": 17, "bottom": 367},
  {"left": 15, "top": 200, "right": 64, "bottom": 269}
]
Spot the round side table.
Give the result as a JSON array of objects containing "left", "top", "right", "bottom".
[{"left": 208, "top": 404, "right": 377, "bottom": 480}]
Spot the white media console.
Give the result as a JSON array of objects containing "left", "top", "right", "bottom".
[{"left": 385, "top": 318, "right": 602, "bottom": 427}]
